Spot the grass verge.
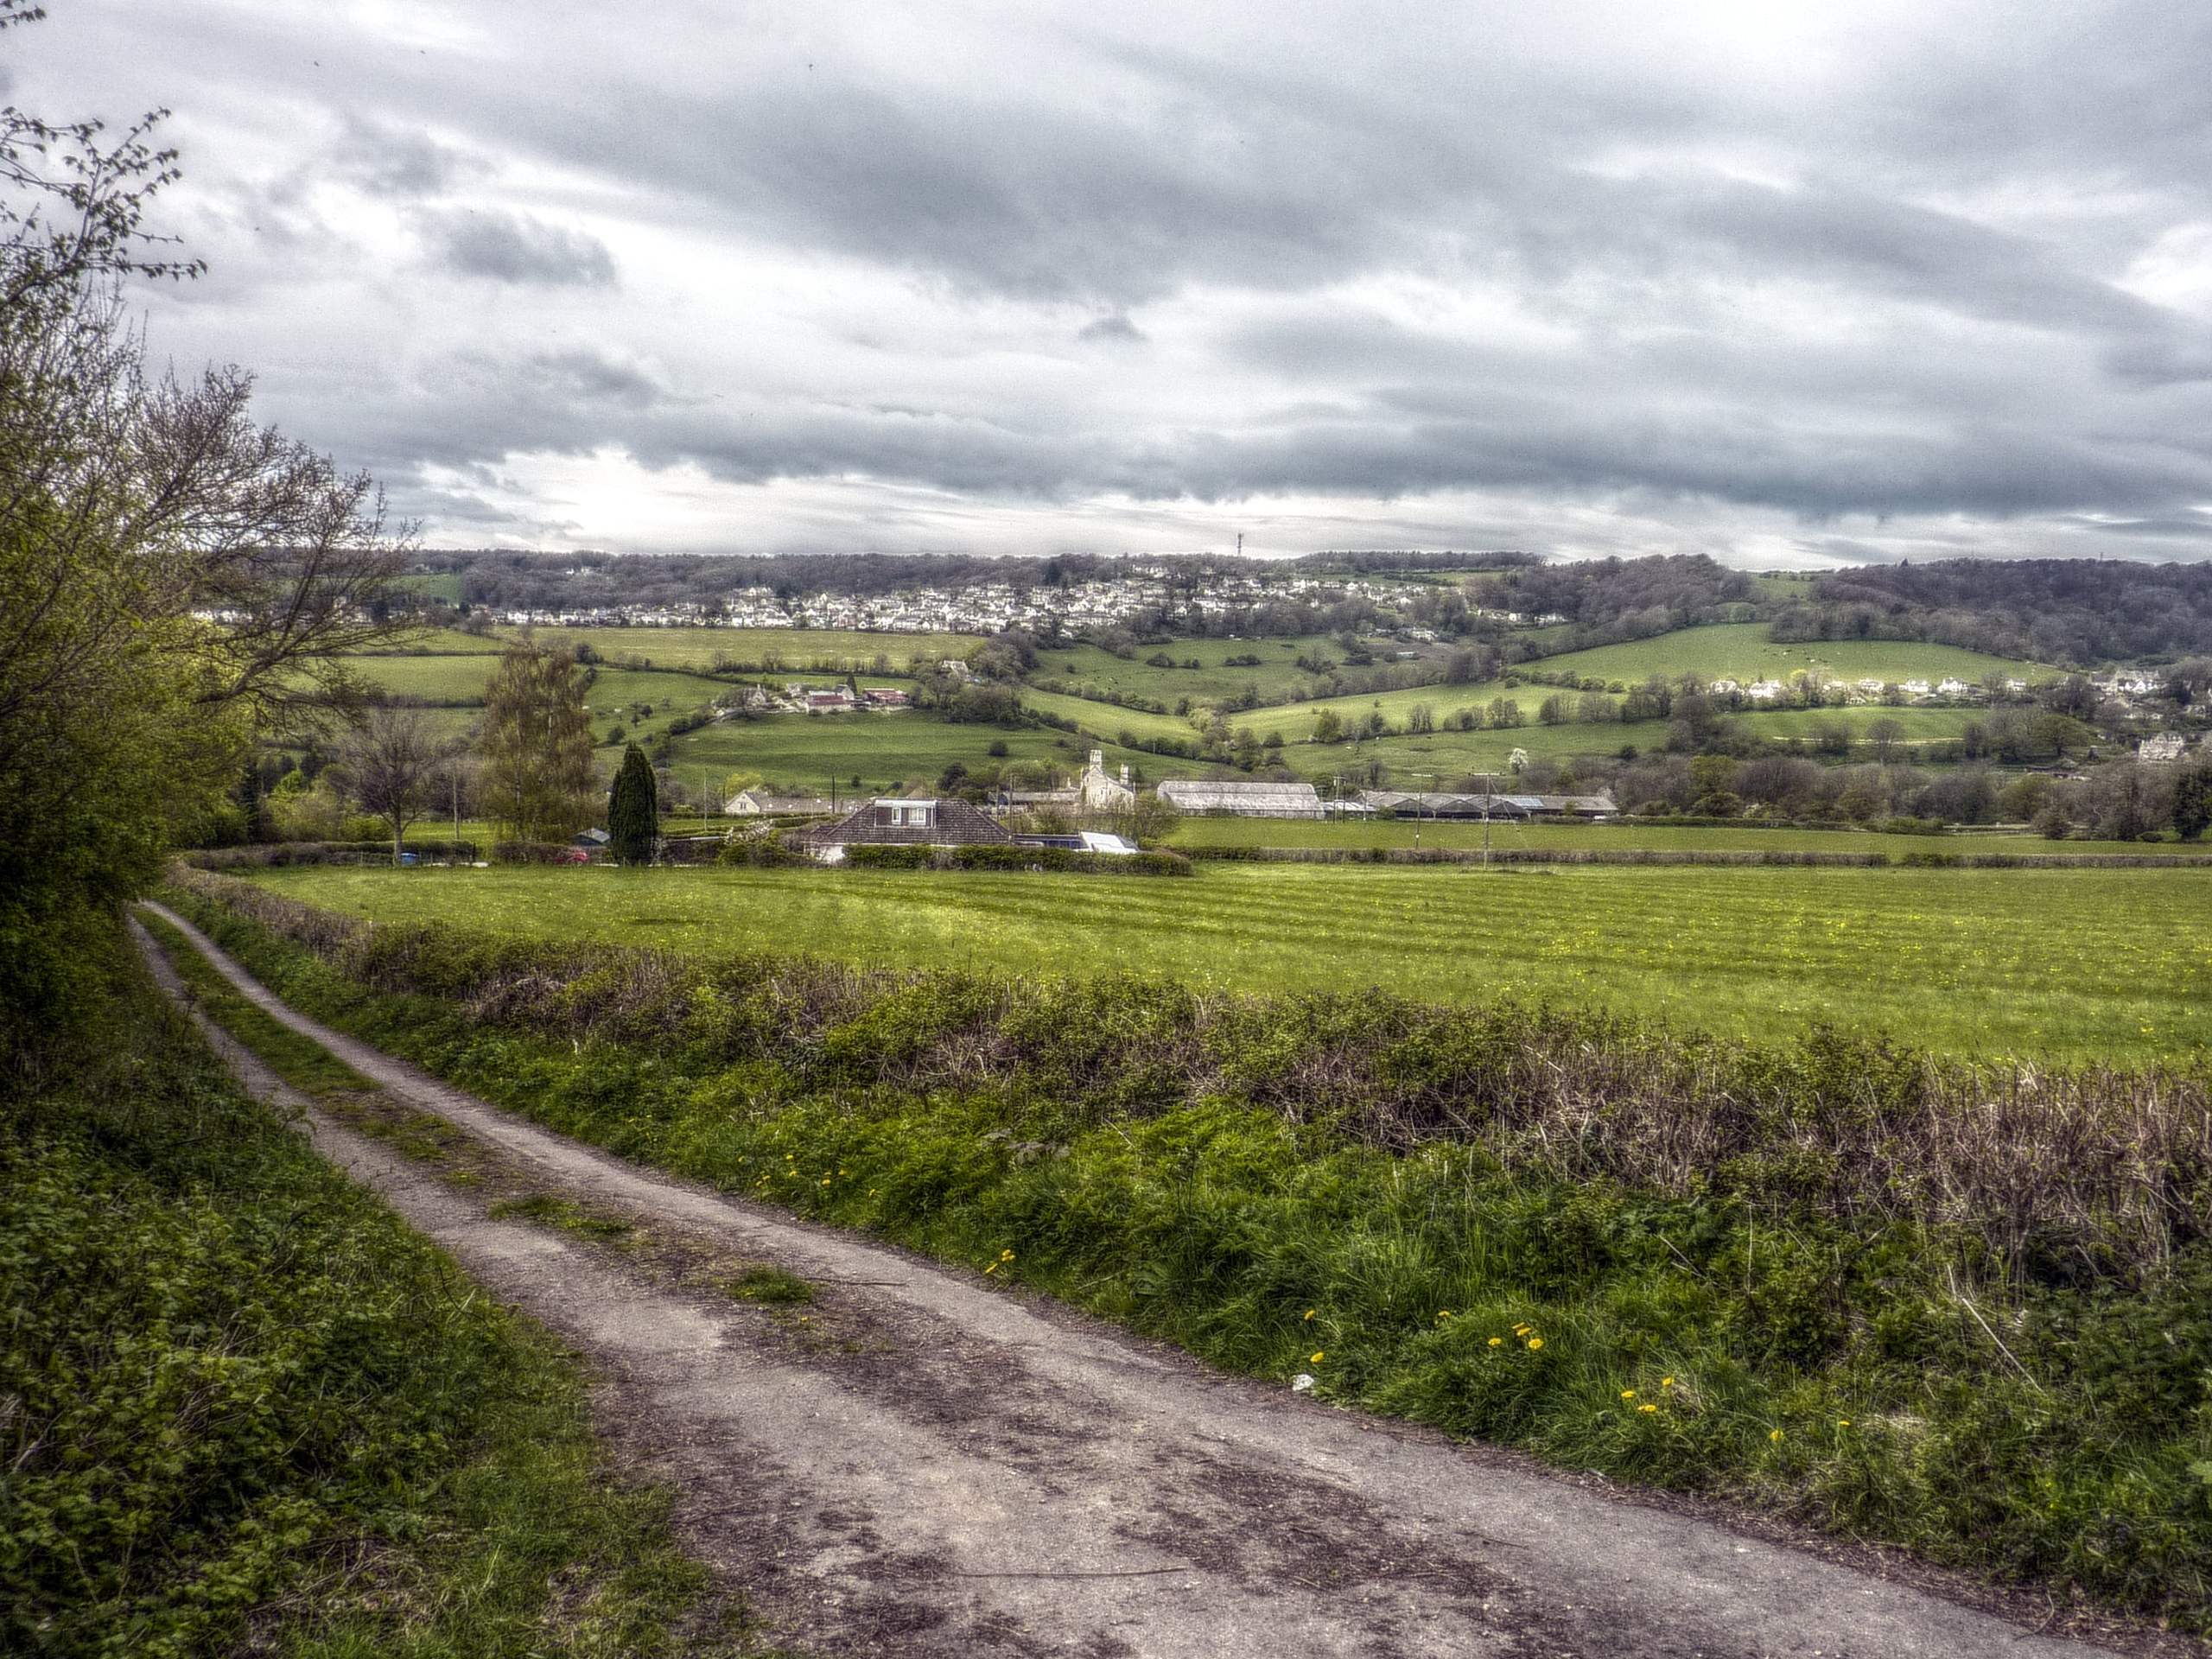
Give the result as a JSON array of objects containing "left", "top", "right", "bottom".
[
  {"left": 1, "top": 917, "right": 747, "bottom": 1658},
  {"left": 161, "top": 873, "right": 2212, "bottom": 1634}
]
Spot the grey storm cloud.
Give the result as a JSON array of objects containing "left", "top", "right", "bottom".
[
  {"left": 20, "top": 0, "right": 2212, "bottom": 556},
  {"left": 337, "top": 117, "right": 487, "bottom": 200},
  {"left": 1078, "top": 314, "right": 1147, "bottom": 346},
  {"left": 416, "top": 208, "right": 617, "bottom": 287}
]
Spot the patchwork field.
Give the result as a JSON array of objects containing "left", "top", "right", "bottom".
[
  {"left": 248, "top": 862, "right": 2211, "bottom": 1062},
  {"left": 1029, "top": 634, "right": 1371, "bottom": 703},
  {"left": 662, "top": 714, "right": 1152, "bottom": 793}
]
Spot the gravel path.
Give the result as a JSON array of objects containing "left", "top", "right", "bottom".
[{"left": 134, "top": 902, "right": 2152, "bottom": 1659}]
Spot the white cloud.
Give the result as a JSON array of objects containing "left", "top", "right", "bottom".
[{"left": 15, "top": 0, "right": 2212, "bottom": 562}]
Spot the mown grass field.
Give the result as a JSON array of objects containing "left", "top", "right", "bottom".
[
  {"left": 249, "top": 862, "right": 2212, "bottom": 1062},
  {"left": 1163, "top": 817, "right": 2161, "bottom": 856},
  {"left": 173, "top": 868, "right": 2212, "bottom": 1627}
]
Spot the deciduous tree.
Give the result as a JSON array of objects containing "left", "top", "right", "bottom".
[
  {"left": 332, "top": 708, "right": 454, "bottom": 866},
  {"left": 479, "top": 642, "right": 594, "bottom": 842},
  {"left": 0, "top": 7, "right": 404, "bottom": 1058}
]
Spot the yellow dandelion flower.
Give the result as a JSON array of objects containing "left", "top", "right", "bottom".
[
  {"left": 1310, "top": 1351, "right": 1325, "bottom": 1363},
  {"left": 1000, "top": 1249, "right": 1016, "bottom": 1261},
  {"left": 1769, "top": 1428, "right": 1784, "bottom": 1443},
  {"left": 1487, "top": 1337, "right": 1503, "bottom": 1347},
  {"left": 1437, "top": 1310, "right": 1453, "bottom": 1320},
  {"left": 1512, "top": 1322, "right": 1531, "bottom": 1335},
  {"left": 1620, "top": 1389, "right": 1636, "bottom": 1400},
  {"left": 983, "top": 1262, "right": 998, "bottom": 1275},
  {"left": 1661, "top": 1376, "right": 1675, "bottom": 1388},
  {"left": 1303, "top": 1308, "right": 1316, "bottom": 1321},
  {"left": 820, "top": 1177, "right": 831, "bottom": 1185},
  {"left": 1837, "top": 1418, "right": 1851, "bottom": 1428},
  {"left": 1526, "top": 1337, "right": 1543, "bottom": 1351},
  {"left": 1638, "top": 1403, "right": 1658, "bottom": 1414}
]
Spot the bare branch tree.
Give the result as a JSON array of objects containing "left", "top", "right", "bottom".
[{"left": 330, "top": 708, "right": 456, "bottom": 866}]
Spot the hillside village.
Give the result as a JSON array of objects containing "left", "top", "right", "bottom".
[{"left": 485, "top": 569, "right": 1433, "bottom": 635}]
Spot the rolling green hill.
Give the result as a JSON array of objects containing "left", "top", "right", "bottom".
[{"left": 1527, "top": 624, "right": 2050, "bottom": 689}]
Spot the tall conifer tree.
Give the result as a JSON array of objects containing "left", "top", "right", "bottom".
[{"left": 607, "top": 743, "right": 658, "bottom": 865}]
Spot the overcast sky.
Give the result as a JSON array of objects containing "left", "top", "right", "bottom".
[{"left": 17, "top": 1, "right": 2212, "bottom": 563}]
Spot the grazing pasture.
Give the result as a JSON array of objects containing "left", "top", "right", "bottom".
[
  {"left": 1527, "top": 623, "right": 2050, "bottom": 689},
  {"left": 248, "top": 861, "right": 2211, "bottom": 1062}
]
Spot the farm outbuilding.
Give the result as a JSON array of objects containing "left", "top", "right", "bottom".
[
  {"left": 1363, "top": 791, "right": 1617, "bottom": 821},
  {"left": 1156, "top": 779, "right": 1325, "bottom": 818},
  {"left": 795, "top": 797, "right": 1014, "bottom": 862}
]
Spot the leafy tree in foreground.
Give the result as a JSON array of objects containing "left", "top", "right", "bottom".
[
  {"left": 479, "top": 641, "right": 594, "bottom": 842},
  {"left": 607, "top": 743, "right": 658, "bottom": 865},
  {"left": 0, "top": 3, "right": 404, "bottom": 1066}
]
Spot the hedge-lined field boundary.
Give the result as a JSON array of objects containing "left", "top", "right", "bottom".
[
  {"left": 843, "top": 842, "right": 1192, "bottom": 875},
  {"left": 162, "top": 865, "right": 2212, "bottom": 1630},
  {"left": 168, "top": 862, "right": 2208, "bottom": 1285}
]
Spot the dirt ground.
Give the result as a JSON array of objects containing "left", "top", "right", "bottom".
[{"left": 135, "top": 902, "right": 2183, "bottom": 1659}]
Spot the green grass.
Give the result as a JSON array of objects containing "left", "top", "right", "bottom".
[
  {"left": 393, "top": 572, "right": 466, "bottom": 604},
  {"left": 488, "top": 1192, "right": 639, "bottom": 1242},
  {"left": 1014, "top": 687, "right": 1206, "bottom": 746},
  {"left": 722, "top": 1266, "right": 814, "bottom": 1306},
  {"left": 245, "top": 862, "right": 2211, "bottom": 1063},
  {"left": 167, "top": 881, "right": 2212, "bottom": 1631},
  {"left": 1525, "top": 623, "right": 2050, "bottom": 689},
  {"left": 662, "top": 712, "right": 1152, "bottom": 793},
  {"left": 1029, "top": 633, "right": 1358, "bottom": 704},
  {"left": 5, "top": 920, "right": 736, "bottom": 1657},
  {"left": 1164, "top": 817, "right": 2161, "bottom": 856},
  {"left": 137, "top": 906, "right": 379, "bottom": 1097},
  {"left": 363, "top": 625, "right": 505, "bottom": 655},
  {"left": 1268, "top": 704, "right": 1991, "bottom": 782}
]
